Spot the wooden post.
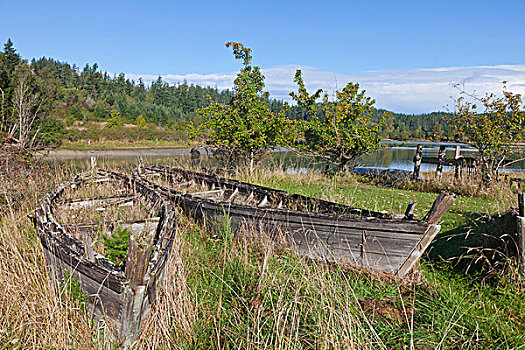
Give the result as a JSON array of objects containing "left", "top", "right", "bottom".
[
  {"left": 517, "top": 192, "right": 525, "bottom": 277},
  {"left": 412, "top": 145, "right": 423, "bottom": 180},
  {"left": 404, "top": 201, "right": 417, "bottom": 219},
  {"left": 435, "top": 145, "right": 446, "bottom": 180},
  {"left": 454, "top": 145, "right": 461, "bottom": 179}
]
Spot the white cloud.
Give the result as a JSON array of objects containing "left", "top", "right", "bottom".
[{"left": 125, "top": 64, "right": 525, "bottom": 114}]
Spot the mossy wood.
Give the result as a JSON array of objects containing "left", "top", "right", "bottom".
[
  {"left": 32, "top": 169, "right": 178, "bottom": 346},
  {"left": 140, "top": 166, "right": 455, "bottom": 276}
]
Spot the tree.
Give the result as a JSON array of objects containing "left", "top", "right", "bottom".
[
  {"left": 196, "top": 42, "right": 295, "bottom": 173},
  {"left": 135, "top": 114, "right": 148, "bottom": 128},
  {"left": 0, "top": 39, "right": 22, "bottom": 129},
  {"left": 289, "top": 70, "right": 322, "bottom": 120},
  {"left": 432, "top": 121, "right": 443, "bottom": 140},
  {"left": 291, "top": 70, "right": 382, "bottom": 172},
  {"left": 106, "top": 110, "right": 124, "bottom": 128},
  {"left": 450, "top": 83, "right": 525, "bottom": 182},
  {"left": 381, "top": 111, "right": 394, "bottom": 138}
]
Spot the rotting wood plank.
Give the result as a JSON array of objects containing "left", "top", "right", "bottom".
[
  {"left": 191, "top": 189, "right": 225, "bottom": 198},
  {"left": 201, "top": 202, "right": 430, "bottom": 235},
  {"left": 39, "top": 230, "right": 126, "bottom": 293},
  {"left": 34, "top": 168, "right": 179, "bottom": 347},
  {"left": 141, "top": 166, "right": 455, "bottom": 276},
  {"left": 396, "top": 224, "right": 441, "bottom": 276},
  {"left": 423, "top": 192, "right": 456, "bottom": 224},
  {"left": 404, "top": 202, "right": 417, "bottom": 220},
  {"left": 149, "top": 165, "right": 393, "bottom": 219},
  {"left": 518, "top": 192, "right": 525, "bottom": 277}
]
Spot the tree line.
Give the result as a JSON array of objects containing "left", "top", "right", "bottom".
[{"left": 0, "top": 39, "right": 455, "bottom": 148}]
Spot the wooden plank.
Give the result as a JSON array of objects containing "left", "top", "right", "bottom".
[
  {"left": 41, "top": 240, "right": 125, "bottom": 322},
  {"left": 227, "top": 188, "right": 239, "bottom": 202},
  {"left": 293, "top": 242, "right": 404, "bottom": 273},
  {"left": 423, "top": 192, "right": 456, "bottom": 224},
  {"left": 59, "top": 195, "right": 137, "bottom": 211},
  {"left": 518, "top": 216, "right": 525, "bottom": 278},
  {"left": 82, "top": 232, "right": 95, "bottom": 262},
  {"left": 58, "top": 194, "right": 136, "bottom": 205},
  {"left": 404, "top": 202, "right": 416, "bottom": 220},
  {"left": 519, "top": 192, "right": 525, "bottom": 217},
  {"left": 258, "top": 195, "right": 268, "bottom": 207},
  {"left": 245, "top": 191, "right": 255, "bottom": 205},
  {"left": 125, "top": 231, "right": 154, "bottom": 287},
  {"left": 39, "top": 231, "right": 126, "bottom": 293},
  {"left": 64, "top": 217, "right": 160, "bottom": 236},
  {"left": 289, "top": 227, "right": 421, "bottom": 257},
  {"left": 204, "top": 202, "right": 429, "bottom": 235},
  {"left": 202, "top": 207, "right": 425, "bottom": 255},
  {"left": 191, "top": 189, "right": 224, "bottom": 198},
  {"left": 396, "top": 224, "right": 441, "bottom": 276},
  {"left": 518, "top": 192, "right": 525, "bottom": 277}
]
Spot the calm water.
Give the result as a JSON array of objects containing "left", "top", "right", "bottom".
[
  {"left": 44, "top": 142, "right": 525, "bottom": 174},
  {"left": 357, "top": 142, "right": 525, "bottom": 173}
]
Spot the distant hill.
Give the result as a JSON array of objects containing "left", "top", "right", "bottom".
[{"left": 0, "top": 39, "right": 454, "bottom": 147}]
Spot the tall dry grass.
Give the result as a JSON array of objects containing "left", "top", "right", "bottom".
[
  {"left": 0, "top": 161, "right": 193, "bottom": 349},
  {"left": 2, "top": 157, "right": 524, "bottom": 348},
  {"left": 0, "top": 163, "right": 105, "bottom": 348}
]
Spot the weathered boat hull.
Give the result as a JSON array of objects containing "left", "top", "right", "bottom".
[
  {"left": 140, "top": 166, "right": 454, "bottom": 276},
  {"left": 33, "top": 169, "right": 178, "bottom": 345}
]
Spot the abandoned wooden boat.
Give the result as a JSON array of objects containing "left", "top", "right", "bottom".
[
  {"left": 139, "top": 166, "right": 455, "bottom": 276},
  {"left": 32, "top": 168, "right": 178, "bottom": 346}
]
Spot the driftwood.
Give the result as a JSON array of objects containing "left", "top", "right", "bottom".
[
  {"left": 139, "top": 166, "right": 455, "bottom": 276},
  {"left": 32, "top": 169, "right": 178, "bottom": 346}
]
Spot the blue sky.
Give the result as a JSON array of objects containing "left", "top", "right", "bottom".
[{"left": 1, "top": 0, "right": 524, "bottom": 113}]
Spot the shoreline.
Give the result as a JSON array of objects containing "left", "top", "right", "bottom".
[{"left": 38, "top": 147, "right": 199, "bottom": 160}]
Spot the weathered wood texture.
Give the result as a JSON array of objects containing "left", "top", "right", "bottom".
[
  {"left": 454, "top": 145, "right": 461, "bottom": 179},
  {"left": 435, "top": 145, "right": 447, "bottom": 180},
  {"left": 33, "top": 169, "right": 179, "bottom": 346},
  {"left": 141, "top": 166, "right": 455, "bottom": 276},
  {"left": 412, "top": 145, "right": 423, "bottom": 180},
  {"left": 518, "top": 192, "right": 525, "bottom": 277},
  {"left": 415, "top": 145, "right": 518, "bottom": 180}
]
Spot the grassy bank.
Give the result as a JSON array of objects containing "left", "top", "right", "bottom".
[{"left": 1, "top": 161, "right": 524, "bottom": 348}]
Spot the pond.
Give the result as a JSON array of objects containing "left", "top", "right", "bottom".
[{"left": 42, "top": 142, "right": 525, "bottom": 174}]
